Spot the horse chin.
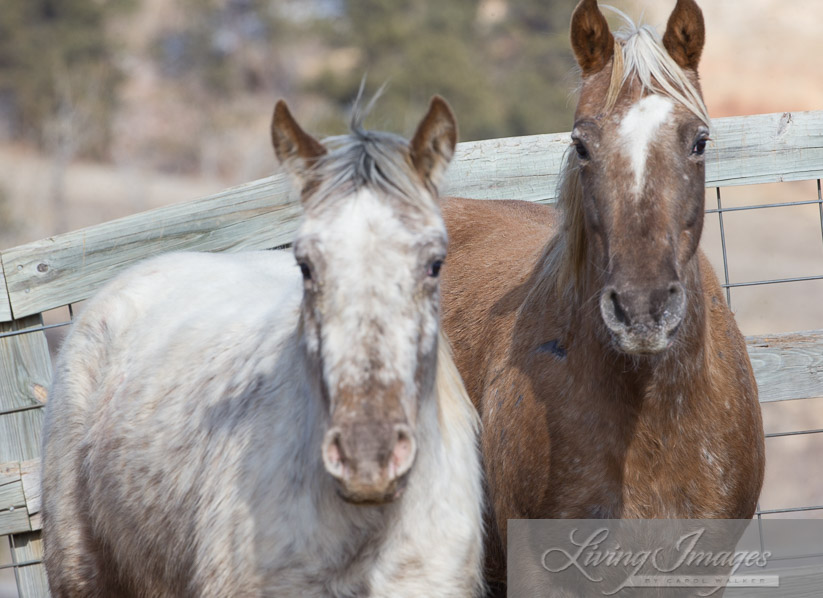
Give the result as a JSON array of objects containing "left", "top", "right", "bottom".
[
  {"left": 334, "top": 474, "right": 410, "bottom": 506},
  {"left": 609, "top": 326, "right": 678, "bottom": 356}
]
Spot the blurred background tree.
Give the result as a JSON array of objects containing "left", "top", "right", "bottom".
[
  {"left": 0, "top": 0, "right": 579, "bottom": 159},
  {"left": 0, "top": 0, "right": 582, "bottom": 242},
  {"left": 309, "top": 0, "right": 578, "bottom": 139},
  {"left": 0, "top": 0, "right": 134, "bottom": 158},
  {"left": 0, "top": 0, "right": 135, "bottom": 233}
]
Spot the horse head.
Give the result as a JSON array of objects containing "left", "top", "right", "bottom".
[
  {"left": 271, "top": 96, "right": 457, "bottom": 503},
  {"left": 569, "top": 0, "right": 709, "bottom": 354}
]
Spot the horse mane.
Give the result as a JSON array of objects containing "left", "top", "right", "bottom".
[
  {"left": 435, "top": 330, "right": 480, "bottom": 444},
  {"left": 605, "top": 7, "right": 710, "bottom": 125},
  {"left": 532, "top": 8, "right": 711, "bottom": 310},
  {"left": 303, "top": 98, "right": 438, "bottom": 214}
]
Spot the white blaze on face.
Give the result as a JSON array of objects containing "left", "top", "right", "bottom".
[
  {"left": 299, "top": 187, "right": 443, "bottom": 402},
  {"left": 619, "top": 94, "right": 674, "bottom": 195}
]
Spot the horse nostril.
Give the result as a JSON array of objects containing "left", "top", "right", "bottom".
[
  {"left": 321, "top": 428, "right": 346, "bottom": 480},
  {"left": 666, "top": 282, "right": 685, "bottom": 307},
  {"left": 610, "top": 290, "right": 630, "bottom": 326},
  {"left": 650, "top": 282, "right": 686, "bottom": 327},
  {"left": 389, "top": 424, "right": 417, "bottom": 480}
]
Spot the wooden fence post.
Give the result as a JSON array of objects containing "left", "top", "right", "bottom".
[{"left": 1, "top": 314, "right": 52, "bottom": 597}]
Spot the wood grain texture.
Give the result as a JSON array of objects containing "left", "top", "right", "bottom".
[
  {"left": 0, "top": 479, "right": 25, "bottom": 511},
  {"left": 708, "top": 111, "right": 823, "bottom": 187},
  {"left": 0, "top": 505, "right": 30, "bottom": 535},
  {"left": 440, "top": 132, "right": 570, "bottom": 202},
  {"left": 0, "top": 464, "right": 30, "bottom": 535},
  {"left": 747, "top": 330, "right": 823, "bottom": 403},
  {"left": 442, "top": 111, "right": 823, "bottom": 201},
  {"left": 0, "top": 315, "right": 52, "bottom": 596},
  {"left": 0, "top": 462, "right": 21, "bottom": 486},
  {"left": 0, "top": 461, "right": 41, "bottom": 535},
  {"left": 1, "top": 111, "right": 821, "bottom": 322},
  {"left": 20, "top": 460, "right": 41, "bottom": 520},
  {"left": 0, "top": 316, "right": 53, "bottom": 414},
  {"left": 11, "top": 532, "right": 49, "bottom": 598},
  {"left": 0, "top": 262, "right": 11, "bottom": 322},
  {"left": 759, "top": 566, "right": 823, "bottom": 598},
  {"left": 2, "top": 175, "right": 300, "bottom": 321}
]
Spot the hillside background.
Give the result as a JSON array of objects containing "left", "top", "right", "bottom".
[
  {"left": 1, "top": 0, "right": 822, "bottom": 593},
  {"left": 0, "top": 0, "right": 821, "bottom": 248}
]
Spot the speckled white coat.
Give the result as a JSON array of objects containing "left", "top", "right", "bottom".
[{"left": 41, "top": 250, "right": 484, "bottom": 597}]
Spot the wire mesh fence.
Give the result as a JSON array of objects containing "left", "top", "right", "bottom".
[
  {"left": 710, "top": 180, "right": 823, "bottom": 307},
  {"left": 708, "top": 180, "right": 823, "bottom": 520}
]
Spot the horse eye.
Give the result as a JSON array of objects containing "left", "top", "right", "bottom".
[
  {"left": 427, "top": 259, "right": 444, "bottom": 278},
  {"left": 298, "top": 262, "right": 312, "bottom": 281},
  {"left": 692, "top": 137, "right": 709, "bottom": 156}
]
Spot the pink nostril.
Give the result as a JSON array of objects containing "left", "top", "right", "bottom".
[
  {"left": 321, "top": 428, "right": 346, "bottom": 480},
  {"left": 389, "top": 424, "right": 417, "bottom": 480},
  {"left": 322, "top": 423, "right": 417, "bottom": 493}
]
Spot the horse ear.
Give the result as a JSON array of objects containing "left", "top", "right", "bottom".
[
  {"left": 410, "top": 96, "right": 457, "bottom": 190},
  {"left": 663, "top": 0, "right": 705, "bottom": 71},
  {"left": 271, "top": 100, "right": 327, "bottom": 184},
  {"left": 570, "top": 0, "right": 615, "bottom": 76}
]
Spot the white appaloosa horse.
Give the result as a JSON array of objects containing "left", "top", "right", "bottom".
[{"left": 42, "top": 96, "right": 484, "bottom": 597}]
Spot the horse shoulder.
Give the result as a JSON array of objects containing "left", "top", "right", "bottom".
[
  {"left": 44, "top": 250, "right": 306, "bottom": 595},
  {"left": 696, "top": 251, "right": 765, "bottom": 515}
]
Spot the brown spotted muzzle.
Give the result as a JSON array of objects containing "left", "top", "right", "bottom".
[
  {"left": 600, "top": 280, "right": 686, "bottom": 354},
  {"left": 322, "top": 421, "right": 417, "bottom": 504}
]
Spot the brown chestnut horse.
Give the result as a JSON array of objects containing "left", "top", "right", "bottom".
[{"left": 441, "top": 0, "right": 765, "bottom": 589}]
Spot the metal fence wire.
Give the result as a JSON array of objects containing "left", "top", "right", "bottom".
[{"left": 707, "top": 180, "right": 823, "bottom": 522}]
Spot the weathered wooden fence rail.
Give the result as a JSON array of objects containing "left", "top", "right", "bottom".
[
  {"left": 3, "top": 110, "right": 822, "bottom": 322},
  {"left": 1, "top": 110, "right": 822, "bottom": 596}
]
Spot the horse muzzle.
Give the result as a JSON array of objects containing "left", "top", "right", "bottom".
[
  {"left": 321, "top": 421, "right": 417, "bottom": 505},
  {"left": 599, "top": 281, "right": 686, "bottom": 355}
]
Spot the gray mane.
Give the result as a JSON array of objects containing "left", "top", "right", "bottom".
[{"left": 304, "top": 101, "right": 434, "bottom": 213}]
